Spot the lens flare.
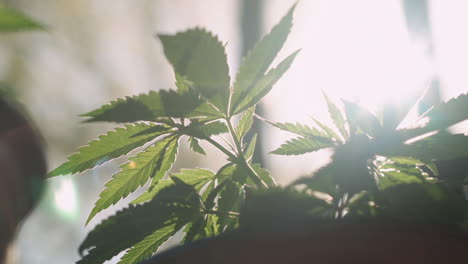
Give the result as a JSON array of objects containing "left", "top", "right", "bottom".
[{"left": 53, "top": 178, "right": 78, "bottom": 219}]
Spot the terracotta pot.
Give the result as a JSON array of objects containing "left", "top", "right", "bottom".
[{"left": 144, "top": 221, "right": 468, "bottom": 264}]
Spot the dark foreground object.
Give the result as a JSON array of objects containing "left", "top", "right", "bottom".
[
  {"left": 145, "top": 221, "right": 468, "bottom": 264},
  {"left": 0, "top": 97, "right": 46, "bottom": 262}
]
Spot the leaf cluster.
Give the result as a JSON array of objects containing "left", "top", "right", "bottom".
[
  {"left": 49, "top": 3, "right": 468, "bottom": 263},
  {"left": 270, "top": 90, "right": 468, "bottom": 227},
  {"left": 50, "top": 5, "right": 297, "bottom": 263}
]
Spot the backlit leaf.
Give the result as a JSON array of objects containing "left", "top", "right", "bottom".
[
  {"left": 119, "top": 223, "right": 177, "bottom": 264},
  {"left": 217, "top": 181, "right": 243, "bottom": 230},
  {"left": 175, "top": 73, "right": 192, "bottom": 94},
  {"left": 313, "top": 118, "right": 342, "bottom": 143},
  {"left": 203, "top": 164, "right": 236, "bottom": 209},
  {"left": 78, "top": 183, "right": 200, "bottom": 264},
  {"left": 344, "top": 100, "right": 382, "bottom": 137},
  {"left": 49, "top": 123, "right": 170, "bottom": 177},
  {"left": 82, "top": 90, "right": 203, "bottom": 123},
  {"left": 399, "top": 93, "right": 468, "bottom": 140},
  {"left": 377, "top": 157, "right": 427, "bottom": 190},
  {"left": 188, "top": 136, "right": 206, "bottom": 155},
  {"left": 158, "top": 28, "right": 230, "bottom": 111},
  {"left": 379, "top": 133, "right": 468, "bottom": 162},
  {"left": 236, "top": 106, "right": 255, "bottom": 141},
  {"left": 232, "top": 50, "right": 299, "bottom": 114},
  {"left": 188, "top": 102, "right": 225, "bottom": 120},
  {"left": 86, "top": 136, "right": 179, "bottom": 224},
  {"left": 183, "top": 216, "right": 205, "bottom": 243},
  {"left": 132, "top": 168, "right": 214, "bottom": 205},
  {"left": 231, "top": 5, "right": 296, "bottom": 114},
  {"left": 424, "top": 93, "right": 468, "bottom": 132},
  {"left": 182, "top": 120, "right": 228, "bottom": 138},
  {"left": 200, "top": 121, "right": 228, "bottom": 137},
  {"left": 247, "top": 163, "right": 276, "bottom": 188},
  {"left": 146, "top": 136, "right": 180, "bottom": 189},
  {"left": 244, "top": 133, "right": 257, "bottom": 161},
  {"left": 270, "top": 121, "right": 328, "bottom": 138},
  {"left": 271, "top": 136, "right": 335, "bottom": 155},
  {"left": 322, "top": 92, "right": 348, "bottom": 140},
  {"left": 171, "top": 168, "right": 215, "bottom": 190}
]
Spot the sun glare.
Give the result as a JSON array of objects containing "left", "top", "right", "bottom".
[
  {"left": 266, "top": 0, "right": 445, "bottom": 183},
  {"left": 53, "top": 178, "right": 78, "bottom": 219}
]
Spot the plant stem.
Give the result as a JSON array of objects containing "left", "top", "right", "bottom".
[
  {"left": 204, "top": 209, "right": 240, "bottom": 218},
  {"left": 226, "top": 117, "right": 269, "bottom": 189},
  {"left": 204, "top": 137, "right": 238, "bottom": 161},
  {"left": 226, "top": 116, "right": 243, "bottom": 155}
]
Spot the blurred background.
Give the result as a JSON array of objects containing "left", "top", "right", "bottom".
[{"left": 1, "top": 0, "right": 466, "bottom": 263}]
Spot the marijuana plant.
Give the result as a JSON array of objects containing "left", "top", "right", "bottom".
[
  {"left": 50, "top": 5, "right": 298, "bottom": 264},
  {"left": 49, "top": 3, "right": 468, "bottom": 264}
]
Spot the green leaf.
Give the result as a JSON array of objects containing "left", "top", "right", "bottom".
[
  {"left": 0, "top": 6, "right": 44, "bottom": 31},
  {"left": 131, "top": 179, "right": 173, "bottom": 205},
  {"left": 183, "top": 216, "right": 205, "bottom": 243},
  {"left": 184, "top": 214, "right": 220, "bottom": 243},
  {"left": 188, "top": 136, "right": 206, "bottom": 155},
  {"left": 236, "top": 106, "right": 255, "bottom": 141},
  {"left": 188, "top": 102, "right": 225, "bottom": 120},
  {"left": 175, "top": 73, "right": 192, "bottom": 94},
  {"left": 271, "top": 136, "right": 335, "bottom": 155},
  {"left": 132, "top": 168, "right": 214, "bottom": 205},
  {"left": 344, "top": 100, "right": 382, "bottom": 137},
  {"left": 203, "top": 214, "right": 220, "bottom": 237},
  {"left": 146, "top": 136, "right": 180, "bottom": 189},
  {"left": 171, "top": 169, "right": 215, "bottom": 191},
  {"left": 399, "top": 93, "right": 468, "bottom": 140},
  {"left": 313, "top": 118, "right": 342, "bottom": 143},
  {"left": 158, "top": 28, "right": 230, "bottom": 111},
  {"left": 322, "top": 92, "right": 348, "bottom": 140},
  {"left": 199, "top": 121, "right": 228, "bottom": 137},
  {"left": 247, "top": 163, "right": 276, "bottom": 188},
  {"left": 232, "top": 50, "right": 300, "bottom": 114},
  {"left": 379, "top": 170, "right": 424, "bottom": 190},
  {"left": 201, "top": 180, "right": 215, "bottom": 202},
  {"left": 377, "top": 157, "right": 427, "bottom": 190},
  {"left": 203, "top": 164, "right": 236, "bottom": 209},
  {"left": 231, "top": 4, "right": 296, "bottom": 114},
  {"left": 183, "top": 120, "right": 228, "bottom": 138},
  {"left": 224, "top": 163, "right": 275, "bottom": 188},
  {"left": 244, "top": 133, "right": 257, "bottom": 161},
  {"left": 48, "top": 123, "right": 170, "bottom": 177},
  {"left": 119, "top": 223, "right": 176, "bottom": 264},
  {"left": 380, "top": 133, "right": 468, "bottom": 162},
  {"left": 82, "top": 91, "right": 161, "bottom": 123},
  {"left": 86, "top": 136, "right": 179, "bottom": 224},
  {"left": 171, "top": 168, "right": 215, "bottom": 183},
  {"left": 78, "top": 183, "right": 200, "bottom": 264},
  {"left": 423, "top": 93, "right": 468, "bottom": 132},
  {"left": 217, "top": 181, "right": 243, "bottom": 230},
  {"left": 270, "top": 121, "right": 329, "bottom": 138},
  {"left": 82, "top": 90, "right": 203, "bottom": 123}
]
